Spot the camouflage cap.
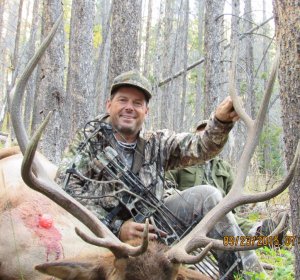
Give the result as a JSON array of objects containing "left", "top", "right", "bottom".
[
  {"left": 195, "top": 119, "right": 209, "bottom": 131},
  {"left": 111, "top": 70, "right": 152, "bottom": 102}
]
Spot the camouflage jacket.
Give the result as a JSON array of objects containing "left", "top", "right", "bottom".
[
  {"left": 166, "top": 158, "right": 234, "bottom": 196},
  {"left": 55, "top": 114, "right": 234, "bottom": 235}
]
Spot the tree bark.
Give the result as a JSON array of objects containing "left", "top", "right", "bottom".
[
  {"left": 243, "top": 0, "right": 255, "bottom": 118},
  {"left": 179, "top": 0, "right": 189, "bottom": 131},
  {"left": 108, "top": 0, "right": 142, "bottom": 87},
  {"left": 11, "top": 0, "right": 24, "bottom": 85},
  {"left": 94, "top": 0, "right": 112, "bottom": 113},
  {"left": 24, "top": 0, "right": 40, "bottom": 134},
  {"left": 195, "top": 0, "right": 205, "bottom": 123},
  {"left": 66, "top": 0, "right": 95, "bottom": 140},
  {"left": 0, "top": 0, "right": 7, "bottom": 129},
  {"left": 160, "top": 0, "right": 174, "bottom": 129},
  {"left": 143, "top": 0, "right": 153, "bottom": 77},
  {"left": 32, "top": 0, "right": 65, "bottom": 164},
  {"left": 203, "top": 0, "right": 225, "bottom": 118},
  {"left": 273, "top": 0, "right": 300, "bottom": 277}
]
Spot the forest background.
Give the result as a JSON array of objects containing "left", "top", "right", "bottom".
[{"left": 0, "top": 0, "right": 299, "bottom": 278}]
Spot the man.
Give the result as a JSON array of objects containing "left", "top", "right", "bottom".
[{"left": 56, "top": 70, "right": 264, "bottom": 279}]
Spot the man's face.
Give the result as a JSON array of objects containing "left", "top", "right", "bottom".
[{"left": 106, "top": 86, "right": 149, "bottom": 138}]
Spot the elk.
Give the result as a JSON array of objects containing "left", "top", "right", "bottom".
[{"left": 4, "top": 13, "right": 300, "bottom": 280}]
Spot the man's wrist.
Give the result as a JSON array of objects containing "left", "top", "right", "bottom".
[
  {"left": 211, "top": 113, "right": 234, "bottom": 131},
  {"left": 109, "top": 219, "right": 125, "bottom": 237}
]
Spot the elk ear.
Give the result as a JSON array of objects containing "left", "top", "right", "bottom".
[{"left": 35, "top": 261, "right": 104, "bottom": 280}]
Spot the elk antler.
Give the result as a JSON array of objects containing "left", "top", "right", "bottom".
[
  {"left": 12, "top": 15, "right": 149, "bottom": 260},
  {"left": 10, "top": 13, "right": 64, "bottom": 181},
  {"left": 166, "top": 49, "right": 300, "bottom": 263}
]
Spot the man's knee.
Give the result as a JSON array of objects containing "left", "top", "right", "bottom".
[{"left": 182, "top": 184, "right": 223, "bottom": 201}]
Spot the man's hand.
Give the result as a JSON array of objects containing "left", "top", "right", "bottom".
[
  {"left": 119, "top": 219, "right": 167, "bottom": 242},
  {"left": 215, "top": 96, "right": 240, "bottom": 123}
]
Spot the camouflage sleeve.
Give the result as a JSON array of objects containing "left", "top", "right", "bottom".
[
  {"left": 164, "top": 169, "right": 179, "bottom": 188},
  {"left": 223, "top": 161, "right": 234, "bottom": 195},
  {"left": 55, "top": 129, "right": 125, "bottom": 236},
  {"left": 55, "top": 129, "right": 89, "bottom": 186},
  {"left": 162, "top": 115, "right": 234, "bottom": 170}
]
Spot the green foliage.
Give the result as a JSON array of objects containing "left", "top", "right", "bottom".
[
  {"left": 63, "top": 0, "right": 72, "bottom": 40},
  {"left": 242, "top": 271, "right": 269, "bottom": 280},
  {"left": 257, "top": 247, "right": 295, "bottom": 279},
  {"left": 233, "top": 247, "right": 294, "bottom": 279},
  {"left": 247, "top": 212, "right": 260, "bottom": 222},
  {"left": 93, "top": 24, "right": 103, "bottom": 48},
  {"left": 258, "top": 123, "right": 284, "bottom": 176}
]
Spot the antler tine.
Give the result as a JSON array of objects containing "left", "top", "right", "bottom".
[
  {"left": 228, "top": 45, "right": 253, "bottom": 128},
  {"left": 21, "top": 112, "right": 150, "bottom": 259},
  {"left": 75, "top": 219, "right": 150, "bottom": 257},
  {"left": 10, "top": 14, "right": 63, "bottom": 155},
  {"left": 166, "top": 50, "right": 298, "bottom": 262},
  {"left": 242, "top": 140, "right": 299, "bottom": 204},
  {"left": 10, "top": 13, "right": 63, "bottom": 181},
  {"left": 167, "top": 242, "right": 213, "bottom": 265}
]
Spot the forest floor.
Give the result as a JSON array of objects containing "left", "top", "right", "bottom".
[{"left": 235, "top": 180, "right": 294, "bottom": 280}]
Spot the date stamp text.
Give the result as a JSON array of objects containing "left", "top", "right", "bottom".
[{"left": 223, "top": 235, "right": 298, "bottom": 247}]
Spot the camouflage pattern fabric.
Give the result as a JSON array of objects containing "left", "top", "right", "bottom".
[
  {"left": 166, "top": 158, "right": 234, "bottom": 196},
  {"left": 166, "top": 159, "right": 255, "bottom": 235},
  {"left": 110, "top": 69, "right": 152, "bottom": 101},
  {"left": 55, "top": 113, "right": 233, "bottom": 233},
  {"left": 165, "top": 185, "right": 266, "bottom": 279}
]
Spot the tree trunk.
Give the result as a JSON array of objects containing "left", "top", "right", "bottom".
[
  {"left": 0, "top": 0, "right": 4, "bottom": 31},
  {"left": 32, "top": 0, "right": 65, "bottom": 164},
  {"left": 143, "top": 0, "right": 153, "bottom": 77},
  {"left": 243, "top": 0, "right": 255, "bottom": 118},
  {"left": 66, "top": 0, "right": 95, "bottom": 141},
  {"left": 0, "top": 0, "right": 7, "bottom": 129},
  {"left": 11, "top": 0, "right": 24, "bottom": 85},
  {"left": 160, "top": 0, "right": 174, "bottom": 129},
  {"left": 195, "top": 0, "right": 205, "bottom": 123},
  {"left": 273, "top": 0, "right": 300, "bottom": 277},
  {"left": 179, "top": 0, "right": 189, "bottom": 131},
  {"left": 94, "top": 0, "right": 112, "bottom": 113},
  {"left": 24, "top": 0, "right": 40, "bottom": 134},
  {"left": 262, "top": 0, "right": 271, "bottom": 177},
  {"left": 108, "top": 0, "right": 142, "bottom": 87},
  {"left": 225, "top": 0, "right": 243, "bottom": 165},
  {"left": 203, "top": 0, "right": 225, "bottom": 118},
  {"left": 151, "top": 0, "right": 165, "bottom": 129}
]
